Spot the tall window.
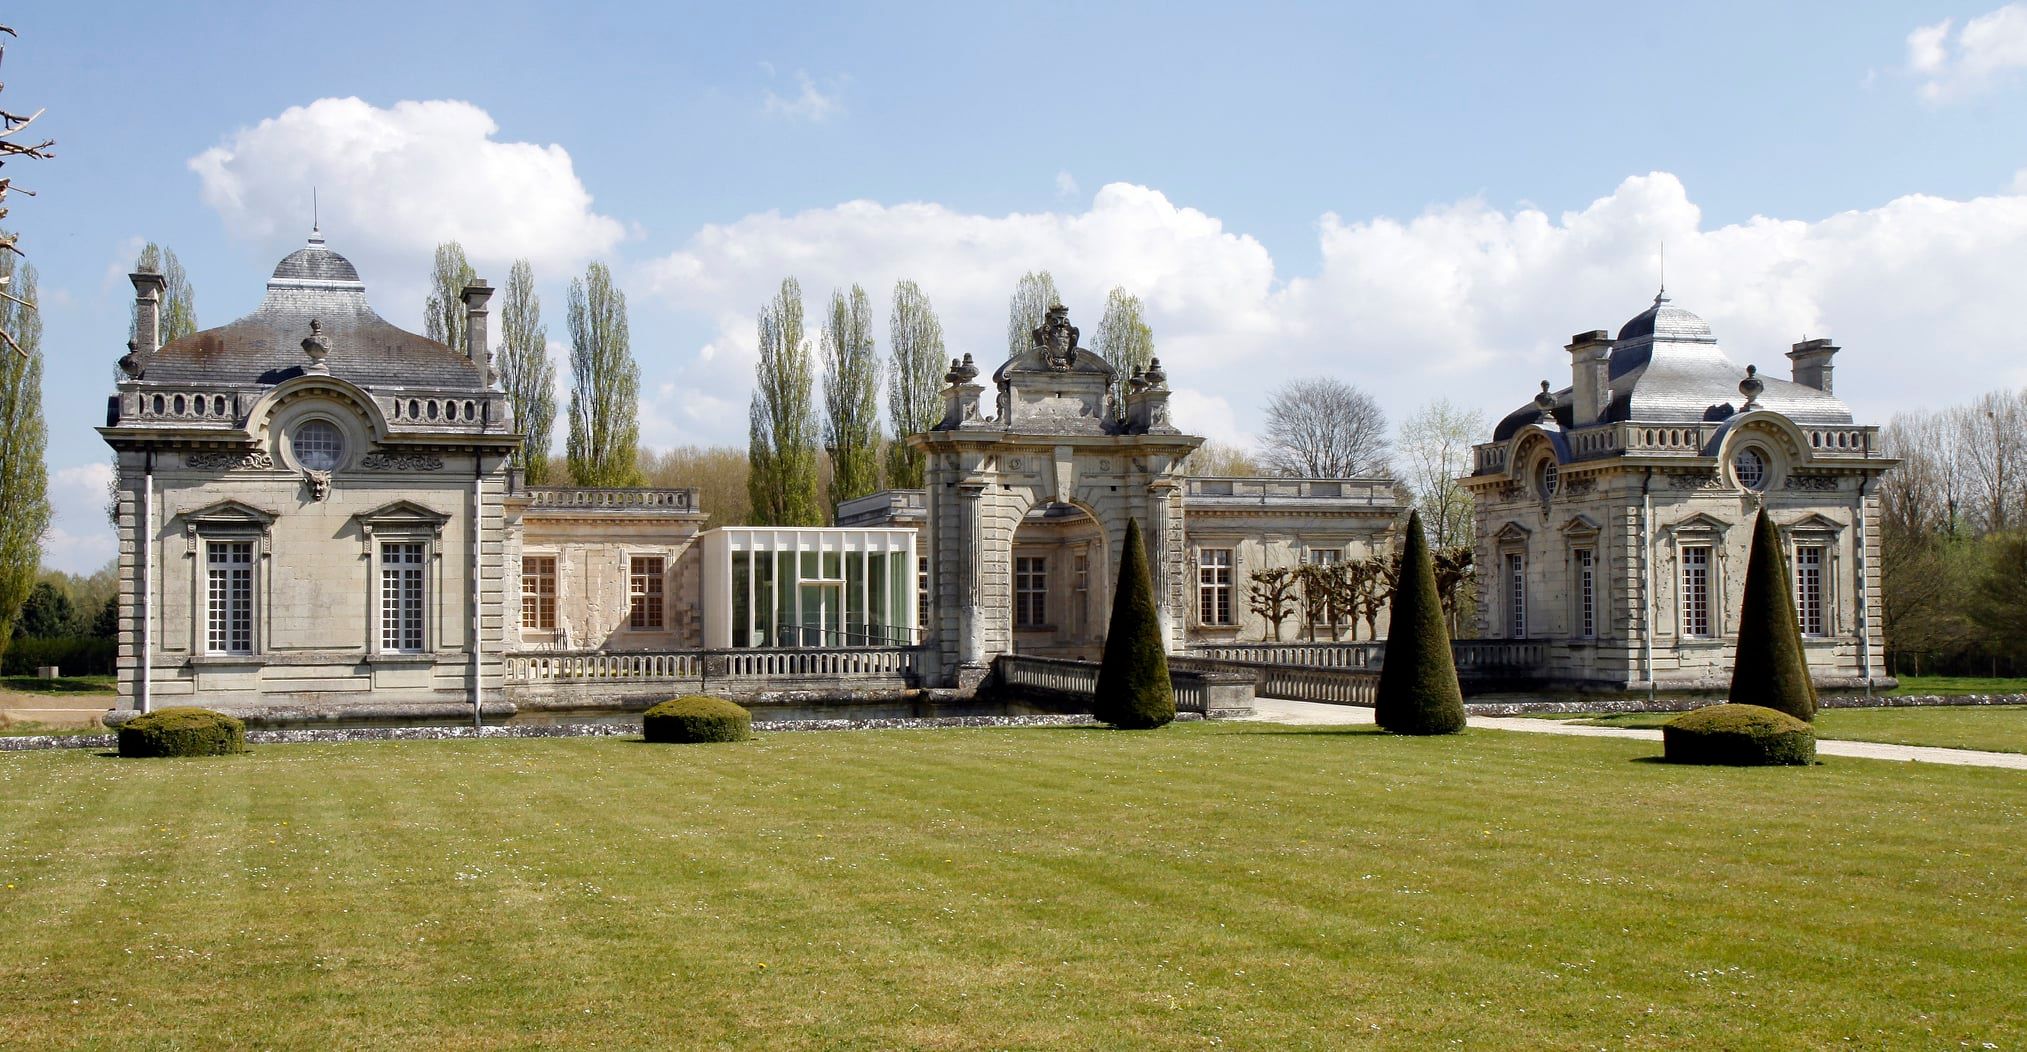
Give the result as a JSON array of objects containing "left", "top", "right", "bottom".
[
  {"left": 629, "top": 556, "right": 665, "bottom": 630},
  {"left": 1574, "top": 547, "right": 1595, "bottom": 639},
  {"left": 917, "top": 556, "right": 930, "bottom": 630},
  {"left": 1681, "top": 545, "right": 1712, "bottom": 638},
  {"left": 522, "top": 556, "right": 557, "bottom": 631},
  {"left": 1505, "top": 553, "right": 1526, "bottom": 638},
  {"left": 1072, "top": 551, "right": 1091, "bottom": 635},
  {"left": 380, "top": 542, "right": 426, "bottom": 652},
  {"left": 1015, "top": 556, "right": 1047, "bottom": 627},
  {"left": 1198, "top": 548, "right": 1234, "bottom": 626},
  {"left": 206, "top": 541, "right": 254, "bottom": 655},
  {"left": 1795, "top": 544, "right": 1825, "bottom": 636}
]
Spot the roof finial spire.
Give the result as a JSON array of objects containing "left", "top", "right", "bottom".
[
  {"left": 1654, "top": 240, "right": 1668, "bottom": 306},
  {"left": 309, "top": 187, "right": 323, "bottom": 245}
]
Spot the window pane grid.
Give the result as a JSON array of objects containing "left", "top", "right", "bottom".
[
  {"left": 1507, "top": 553, "right": 1526, "bottom": 639},
  {"left": 206, "top": 541, "right": 254, "bottom": 655},
  {"left": 1681, "top": 546, "right": 1711, "bottom": 638},
  {"left": 522, "top": 556, "right": 557, "bottom": 630},
  {"left": 1795, "top": 545, "right": 1824, "bottom": 636},
  {"left": 1015, "top": 556, "right": 1047, "bottom": 627},
  {"left": 629, "top": 556, "right": 665, "bottom": 630},
  {"left": 1198, "top": 548, "right": 1233, "bottom": 626},
  {"left": 1576, "top": 548, "right": 1595, "bottom": 639},
  {"left": 381, "top": 542, "right": 425, "bottom": 652}
]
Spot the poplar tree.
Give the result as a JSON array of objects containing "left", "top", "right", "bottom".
[
  {"left": 131, "top": 243, "right": 197, "bottom": 343},
  {"left": 1094, "top": 286, "right": 1154, "bottom": 418},
  {"left": 822, "top": 285, "right": 882, "bottom": 511},
  {"left": 748, "top": 278, "right": 822, "bottom": 525},
  {"left": 422, "top": 241, "right": 476, "bottom": 353},
  {"left": 564, "top": 262, "right": 643, "bottom": 487},
  {"left": 884, "top": 280, "right": 945, "bottom": 487},
  {"left": 498, "top": 259, "right": 558, "bottom": 483},
  {"left": 0, "top": 254, "right": 49, "bottom": 658},
  {"left": 1006, "top": 270, "right": 1059, "bottom": 359}
]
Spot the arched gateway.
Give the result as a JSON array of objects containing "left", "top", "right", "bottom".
[{"left": 911, "top": 305, "right": 1202, "bottom": 687}]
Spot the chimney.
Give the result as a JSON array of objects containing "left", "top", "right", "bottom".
[
  {"left": 1787, "top": 337, "right": 1838, "bottom": 393},
  {"left": 460, "top": 280, "right": 495, "bottom": 385},
  {"left": 1565, "top": 329, "right": 1613, "bottom": 427},
  {"left": 130, "top": 271, "right": 166, "bottom": 358}
]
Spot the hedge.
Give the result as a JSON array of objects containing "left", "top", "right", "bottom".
[
  {"left": 643, "top": 695, "right": 752, "bottom": 743},
  {"left": 117, "top": 707, "right": 246, "bottom": 758},
  {"left": 1729, "top": 509, "right": 1818, "bottom": 721},
  {"left": 1092, "top": 518, "right": 1176, "bottom": 730},
  {"left": 2, "top": 635, "right": 116, "bottom": 677},
  {"left": 1374, "top": 510, "right": 1466, "bottom": 735},
  {"left": 1662, "top": 703, "right": 1815, "bottom": 767}
]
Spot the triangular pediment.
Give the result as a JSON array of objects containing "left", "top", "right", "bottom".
[
  {"left": 179, "top": 498, "right": 278, "bottom": 528},
  {"left": 1667, "top": 511, "right": 1733, "bottom": 536},
  {"left": 1783, "top": 512, "right": 1845, "bottom": 534},
  {"left": 1491, "top": 520, "right": 1533, "bottom": 543},
  {"left": 352, "top": 499, "right": 452, "bottom": 528},
  {"left": 1558, "top": 513, "right": 1601, "bottom": 536}
]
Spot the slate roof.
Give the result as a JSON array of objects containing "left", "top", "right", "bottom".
[
  {"left": 1492, "top": 293, "right": 1854, "bottom": 441},
  {"left": 139, "top": 231, "right": 486, "bottom": 389}
]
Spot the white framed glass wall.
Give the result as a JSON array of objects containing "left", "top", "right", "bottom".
[{"left": 701, "top": 527, "right": 919, "bottom": 649}]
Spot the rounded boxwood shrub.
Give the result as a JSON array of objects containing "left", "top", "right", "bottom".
[
  {"left": 642, "top": 695, "right": 752, "bottom": 743},
  {"left": 1662, "top": 703, "right": 1815, "bottom": 766},
  {"left": 117, "top": 707, "right": 246, "bottom": 758}
]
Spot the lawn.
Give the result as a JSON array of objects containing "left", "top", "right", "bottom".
[
  {"left": 0, "top": 674, "right": 115, "bottom": 695},
  {"left": 1889, "top": 674, "right": 2027, "bottom": 697},
  {"left": 1, "top": 724, "right": 2022, "bottom": 1050},
  {"left": 1561, "top": 706, "right": 2027, "bottom": 754}
]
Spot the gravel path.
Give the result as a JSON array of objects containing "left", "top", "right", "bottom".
[{"left": 1244, "top": 697, "right": 2027, "bottom": 771}]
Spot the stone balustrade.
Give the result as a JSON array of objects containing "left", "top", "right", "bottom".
[
  {"left": 121, "top": 388, "right": 244, "bottom": 425},
  {"left": 386, "top": 392, "right": 494, "bottom": 427},
  {"left": 1188, "top": 642, "right": 1384, "bottom": 669},
  {"left": 1184, "top": 476, "right": 1397, "bottom": 506},
  {"left": 995, "top": 654, "right": 1254, "bottom": 717},
  {"left": 523, "top": 487, "right": 699, "bottom": 512}
]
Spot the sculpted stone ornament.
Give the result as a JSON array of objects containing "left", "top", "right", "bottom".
[
  {"left": 1033, "top": 303, "right": 1079, "bottom": 371},
  {"left": 361, "top": 451, "right": 446, "bottom": 471},
  {"left": 118, "top": 339, "right": 143, "bottom": 379},
  {"left": 302, "top": 319, "right": 331, "bottom": 375},
  {"left": 304, "top": 469, "right": 332, "bottom": 502},
  {"left": 186, "top": 450, "right": 274, "bottom": 471}
]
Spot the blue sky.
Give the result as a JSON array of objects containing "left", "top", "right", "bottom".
[{"left": 14, "top": 1, "right": 2027, "bottom": 571}]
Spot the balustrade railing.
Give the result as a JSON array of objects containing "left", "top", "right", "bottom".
[
  {"left": 506, "top": 646, "right": 918, "bottom": 685},
  {"left": 522, "top": 487, "right": 699, "bottom": 511},
  {"left": 122, "top": 388, "right": 243, "bottom": 425},
  {"left": 1188, "top": 642, "right": 1383, "bottom": 669}
]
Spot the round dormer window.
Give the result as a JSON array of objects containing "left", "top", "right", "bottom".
[
  {"left": 1734, "top": 447, "right": 1768, "bottom": 491},
  {"left": 291, "top": 420, "right": 346, "bottom": 471},
  {"left": 1537, "top": 460, "right": 1559, "bottom": 499}
]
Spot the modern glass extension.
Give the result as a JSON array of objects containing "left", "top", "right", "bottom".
[{"left": 701, "top": 527, "right": 919, "bottom": 649}]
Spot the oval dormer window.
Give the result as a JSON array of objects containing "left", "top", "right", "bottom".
[
  {"left": 1734, "top": 447, "right": 1768, "bottom": 491},
  {"left": 1537, "top": 460, "right": 1559, "bottom": 499},
  {"left": 291, "top": 420, "right": 346, "bottom": 472}
]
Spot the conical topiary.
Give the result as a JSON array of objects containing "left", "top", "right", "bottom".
[
  {"left": 1374, "top": 510, "right": 1466, "bottom": 735},
  {"left": 1093, "top": 518, "right": 1176, "bottom": 729},
  {"left": 1729, "top": 508, "right": 1817, "bottom": 721}
]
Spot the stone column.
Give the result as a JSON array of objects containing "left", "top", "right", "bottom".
[{"left": 954, "top": 481, "right": 989, "bottom": 688}]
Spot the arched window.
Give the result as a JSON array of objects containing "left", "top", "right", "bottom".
[{"left": 291, "top": 420, "right": 346, "bottom": 471}]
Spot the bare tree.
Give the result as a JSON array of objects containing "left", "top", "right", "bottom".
[
  {"left": 639, "top": 445, "right": 751, "bottom": 530},
  {"left": 884, "top": 280, "right": 945, "bottom": 488},
  {"left": 1181, "top": 440, "right": 1264, "bottom": 477},
  {"left": 1258, "top": 377, "right": 1390, "bottom": 478},
  {"left": 1006, "top": 270, "right": 1058, "bottom": 361},
  {"left": 1397, "top": 399, "right": 1486, "bottom": 549},
  {"left": 1246, "top": 568, "right": 1300, "bottom": 642},
  {"left": 0, "top": 24, "right": 55, "bottom": 360}
]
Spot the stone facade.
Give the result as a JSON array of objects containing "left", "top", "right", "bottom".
[{"left": 1462, "top": 293, "right": 1895, "bottom": 692}]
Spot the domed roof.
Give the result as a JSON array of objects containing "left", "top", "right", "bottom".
[
  {"left": 1490, "top": 289, "right": 1854, "bottom": 442},
  {"left": 1615, "top": 292, "right": 1714, "bottom": 344},
  {"left": 268, "top": 229, "right": 363, "bottom": 286}
]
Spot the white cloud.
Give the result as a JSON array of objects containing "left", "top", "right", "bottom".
[
  {"left": 638, "top": 174, "right": 2027, "bottom": 454},
  {"left": 1907, "top": 3, "right": 2027, "bottom": 101},
  {"left": 42, "top": 462, "right": 116, "bottom": 575},
  {"left": 1055, "top": 170, "right": 1080, "bottom": 199},
  {"left": 762, "top": 72, "right": 844, "bottom": 122},
  {"left": 189, "top": 98, "right": 626, "bottom": 295}
]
